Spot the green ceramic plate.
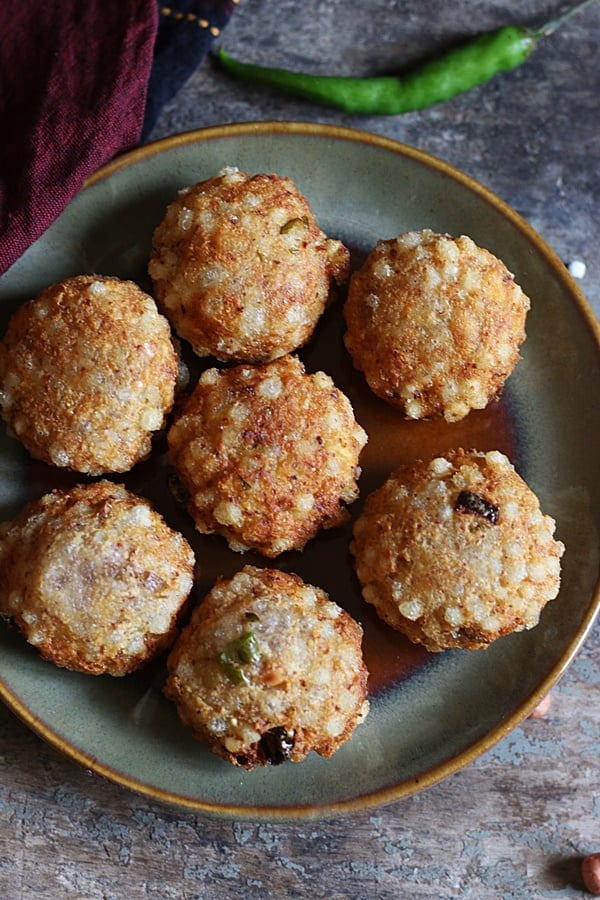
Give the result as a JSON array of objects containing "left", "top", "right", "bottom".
[{"left": 0, "top": 123, "right": 598, "bottom": 820}]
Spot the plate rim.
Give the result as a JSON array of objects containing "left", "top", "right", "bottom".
[{"left": 1, "top": 120, "right": 599, "bottom": 820}]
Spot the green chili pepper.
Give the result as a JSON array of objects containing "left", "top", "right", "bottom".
[{"left": 217, "top": 0, "right": 596, "bottom": 115}]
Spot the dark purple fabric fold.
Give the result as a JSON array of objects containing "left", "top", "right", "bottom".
[
  {"left": 0, "top": 1, "right": 158, "bottom": 276},
  {"left": 0, "top": 1, "right": 238, "bottom": 277}
]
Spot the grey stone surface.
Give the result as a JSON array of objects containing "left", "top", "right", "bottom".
[{"left": 1, "top": 1, "right": 598, "bottom": 897}]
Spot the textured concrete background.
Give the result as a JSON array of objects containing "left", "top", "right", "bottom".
[{"left": 1, "top": 1, "right": 599, "bottom": 897}]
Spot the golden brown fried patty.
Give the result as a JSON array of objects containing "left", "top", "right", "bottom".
[
  {"left": 168, "top": 354, "right": 367, "bottom": 557},
  {"left": 351, "top": 449, "right": 564, "bottom": 652},
  {"left": 344, "top": 230, "right": 530, "bottom": 422},
  {"left": 0, "top": 275, "right": 179, "bottom": 475},
  {"left": 164, "top": 565, "right": 369, "bottom": 769},
  {"left": 0, "top": 481, "right": 195, "bottom": 675},
  {"left": 148, "top": 167, "right": 350, "bottom": 362}
]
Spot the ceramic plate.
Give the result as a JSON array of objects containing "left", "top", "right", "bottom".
[{"left": 0, "top": 123, "right": 598, "bottom": 820}]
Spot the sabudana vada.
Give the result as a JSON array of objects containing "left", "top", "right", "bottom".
[
  {"left": 351, "top": 449, "right": 564, "bottom": 652},
  {"left": 148, "top": 167, "right": 350, "bottom": 362},
  {"left": 0, "top": 275, "right": 179, "bottom": 475},
  {"left": 0, "top": 481, "right": 195, "bottom": 675},
  {"left": 344, "top": 230, "right": 530, "bottom": 422},
  {"left": 164, "top": 565, "right": 369, "bottom": 769},
  {"left": 167, "top": 354, "right": 367, "bottom": 557}
]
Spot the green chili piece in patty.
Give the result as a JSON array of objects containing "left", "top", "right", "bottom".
[
  {"left": 235, "top": 630, "right": 261, "bottom": 664},
  {"left": 219, "top": 654, "right": 248, "bottom": 686},
  {"left": 219, "top": 629, "right": 261, "bottom": 684}
]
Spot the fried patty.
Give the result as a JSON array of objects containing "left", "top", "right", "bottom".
[
  {"left": 351, "top": 449, "right": 564, "bottom": 651},
  {"left": 167, "top": 354, "right": 367, "bottom": 556},
  {"left": 164, "top": 565, "right": 369, "bottom": 769},
  {"left": 0, "top": 275, "right": 179, "bottom": 474},
  {"left": 149, "top": 167, "right": 350, "bottom": 362},
  {"left": 0, "top": 481, "right": 195, "bottom": 675},
  {"left": 344, "top": 230, "right": 530, "bottom": 422}
]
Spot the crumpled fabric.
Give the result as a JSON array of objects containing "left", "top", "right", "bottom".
[
  {"left": 143, "top": 0, "right": 238, "bottom": 138},
  {"left": 0, "top": 0, "right": 236, "bottom": 277}
]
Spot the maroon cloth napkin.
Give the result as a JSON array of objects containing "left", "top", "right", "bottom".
[
  {"left": 0, "top": 2, "right": 238, "bottom": 278},
  {"left": 0, "top": 1, "right": 158, "bottom": 276}
]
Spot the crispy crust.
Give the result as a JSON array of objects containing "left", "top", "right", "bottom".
[
  {"left": 0, "top": 275, "right": 179, "bottom": 475},
  {"left": 0, "top": 481, "right": 195, "bottom": 675},
  {"left": 149, "top": 167, "right": 350, "bottom": 362},
  {"left": 344, "top": 230, "right": 530, "bottom": 422},
  {"left": 351, "top": 449, "right": 564, "bottom": 651},
  {"left": 167, "top": 354, "right": 367, "bottom": 556},
  {"left": 164, "top": 565, "right": 369, "bottom": 769}
]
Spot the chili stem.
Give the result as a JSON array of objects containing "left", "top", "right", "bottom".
[{"left": 534, "top": 0, "right": 598, "bottom": 36}]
